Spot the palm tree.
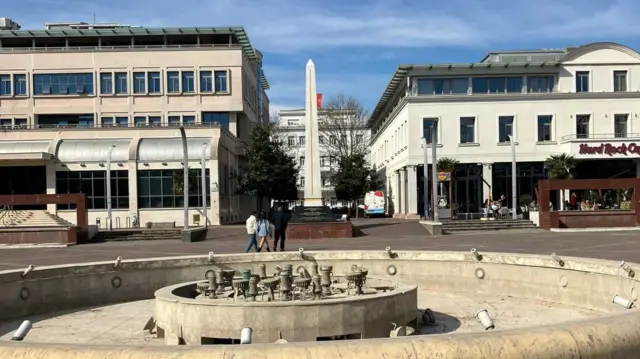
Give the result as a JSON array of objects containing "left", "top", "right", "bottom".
[
  {"left": 436, "top": 157, "right": 459, "bottom": 173},
  {"left": 544, "top": 154, "right": 577, "bottom": 209}
]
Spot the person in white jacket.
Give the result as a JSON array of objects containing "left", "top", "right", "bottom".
[{"left": 245, "top": 211, "right": 258, "bottom": 252}]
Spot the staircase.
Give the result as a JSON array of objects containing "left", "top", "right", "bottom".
[
  {"left": 0, "top": 209, "right": 73, "bottom": 228},
  {"left": 91, "top": 229, "right": 183, "bottom": 242},
  {"left": 441, "top": 219, "right": 538, "bottom": 234}
]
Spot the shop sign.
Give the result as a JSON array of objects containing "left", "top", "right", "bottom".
[
  {"left": 578, "top": 143, "right": 640, "bottom": 156},
  {"left": 437, "top": 171, "right": 451, "bottom": 181}
]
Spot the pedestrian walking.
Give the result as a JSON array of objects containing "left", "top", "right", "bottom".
[
  {"left": 244, "top": 211, "right": 258, "bottom": 253},
  {"left": 270, "top": 206, "right": 289, "bottom": 251},
  {"left": 256, "top": 212, "right": 271, "bottom": 252}
]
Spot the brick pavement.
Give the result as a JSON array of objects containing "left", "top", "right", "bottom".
[{"left": 0, "top": 219, "right": 639, "bottom": 270}]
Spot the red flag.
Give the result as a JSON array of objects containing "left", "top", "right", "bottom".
[{"left": 317, "top": 93, "right": 323, "bottom": 108}]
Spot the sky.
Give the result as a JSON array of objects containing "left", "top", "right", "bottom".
[{"left": 6, "top": 0, "right": 640, "bottom": 114}]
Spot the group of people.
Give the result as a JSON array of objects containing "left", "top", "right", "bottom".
[{"left": 245, "top": 206, "right": 290, "bottom": 253}]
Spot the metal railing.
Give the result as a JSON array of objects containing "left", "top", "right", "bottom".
[
  {"left": 0, "top": 44, "right": 243, "bottom": 53},
  {"left": 561, "top": 133, "right": 640, "bottom": 141},
  {"left": 0, "top": 122, "right": 223, "bottom": 131}
]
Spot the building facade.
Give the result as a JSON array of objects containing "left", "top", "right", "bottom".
[
  {"left": 369, "top": 42, "right": 640, "bottom": 219},
  {"left": 0, "top": 20, "right": 269, "bottom": 227},
  {"left": 275, "top": 109, "right": 369, "bottom": 209}
]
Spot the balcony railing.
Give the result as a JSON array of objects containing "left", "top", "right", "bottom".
[
  {"left": 0, "top": 43, "right": 242, "bottom": 53},
  {"left": 0, "top": 122, "right": 223, "bottom": 131},
  {"left": 561, "top": 133, "right": 640, "bottom": 141}
]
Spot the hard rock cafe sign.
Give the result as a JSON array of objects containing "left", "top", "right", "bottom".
[{"left": 578, "top": 143, "right": 640, "bottom": 156}]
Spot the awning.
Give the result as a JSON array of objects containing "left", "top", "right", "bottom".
[
  {"left": 0, "top": 141, "right": 53, "bottom": 160},
  {"left": 138, "top": 137, "right": 212, "bottom": 162},
  {"left": 56, "top": 139, "right": 130, "bottom": 163}
]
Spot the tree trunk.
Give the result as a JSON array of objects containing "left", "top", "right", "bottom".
[{"left": 354, "top": 200, "right": 359, "bottom": 219}]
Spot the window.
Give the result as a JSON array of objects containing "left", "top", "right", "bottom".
[
  {"left": 33, "top": 73, "right": 94, "bottom": 95},
  {"left": 498, "top": 116, "right": 514, "bottom": 143},
  {"left": 472, "top": 77, "right": 523, "bottom": 94},
  {"left": 133, "top": 72, "right": 146, "bottom": 94},
  {"left": 167, "top": 71, "right": 180, "bottom": 93},
  {"left": 288, "top": 136, "right": 295, "bottom": 146},
  {"left": 300, "top": 156, "right": 305, "bottom": 166},
  {"left": 287, "top": 119, "right": 299, "bottom": 126},
  {"left": 614, "top": 71, "right": 627, "bottom": 92},
  {"left": 214, "top": 70, "right": 228, "bottom": 92},
  {"left": 0, "top": 119, "right": 11, "bottom": 128},
  {"left": 202, "top": 112, "right": 230, "bottom": 129},
  {"left": 575, "top": 71, "right": 589, "bottom": 92},
  {"left": 183, "top": 115, "right": 196, "bottom": 125},
  {"left": 115, "top": 72, "right": 128, "bottom": 94},
  {"left": 576, "top": 114, "right": 590, "bottom": 138},
  {"left": 181, "top": 71, "right": 195, "bottom": 93},
  {"left": 78, "top": 115, "right": 94, "bottom": 128},
  {"left": 200, "top": 71, "right": 212, "bottom": 92},
  {"left": 321, "top": 178, "right": 328, "bottom": 187},
  {"left": 168, "top": 116, "right": 181, "bottom": 126},
  {"left": 101, "top": 117, "right": 114, "bottom": 127},
  {"left": 149, "top": 116, "right": 161, "bottom": 126},
  {"left": 422, "top": 118, "right": 437, "bottom": 144},
  {"left": 537, "top": 115, "right": 553, "bottom": 142},
  {"left": 459, "top": 117, "right": 475, "bottom": 143},
  {"left": 100, "top": 73, "right": 113, "bottom": 94},
  {"left": 56, "top": 170, "right": 129, "bottom": 210},
  {"left": 330, "top": 136, "right": 337, "bottom": 145},
  {"left": 13, "top": 74, "right": 27, "bottom": 95},
  {"left": 138, "top": 169, "right": 210, "bottom": 208},
  {"left": 320, "top": 156, "right": 327, "bottom": 166},
  {"left": 116, "top": 116, "right": 129, "bottom": 127},
  {"left": 527, "top": 76, "right": 554, "bottom": 93},
  {"left": 416, "top": 78, "right": 467, "bottom": 95},
  {"left": 148, "top": 72, "right": 161, "bottom": 94},
  {"left": 356, "top": 134, "right": 364, "bottom": 144},
  {"left": 299, "top": 136, "right": 305, "bottom": 145},
  {"left": 300, "top": 177, "right": 305, "bottom": 187},
  {"left": 14, "top": 118, "right": 27, "bottom": 128},
  {"left": 0, "top": 75, "right": 11, "bottom": 96},
  {"left": 134, "top": 116, "right": 147, "bottom": 127},
  {"left": 614, "top": 114, "right": 628, "bottom": 138}
]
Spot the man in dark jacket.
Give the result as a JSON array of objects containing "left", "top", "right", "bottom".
[{"left": 271, "top": 206, "right": 289, "bottom": 251}]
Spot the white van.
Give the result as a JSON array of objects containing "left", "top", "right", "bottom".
[{"left": 364, "top": 191, "right": 385, "bottom": 217}]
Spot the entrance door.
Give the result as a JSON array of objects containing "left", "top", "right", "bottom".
[{"left": 453, "top": 164, "right": 482, "bottom": 216}]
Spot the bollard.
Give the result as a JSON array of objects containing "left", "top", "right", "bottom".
[
  {"left": 476, "top": 309, "right": 495, "bottom": 330},
  {"left": 114, "top": 256, "right": 123, "bottom": 268},
  {"left": 22, "top": 265, "right": 34, "bottom": 278},
  {"left": 11, "top": 320, "right": 32, "bottom": 341},
  {"left": 613, "top": 294, "right": 633, "bottom": 309}
]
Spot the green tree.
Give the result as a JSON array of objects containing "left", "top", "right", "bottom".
[
  {"left": 237, "top": 123, "right": 299, "bottom": 210},
  {"left": 332, "top": 153, "right": 381, "bottom": 217},
  {"left": 436, "top": 157, "right": 459, "bottom": 172},
  {"left": 544, "top": 153, "right": 578, "bottom": 209}
]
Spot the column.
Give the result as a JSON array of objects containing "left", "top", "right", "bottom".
[
  {"left": 406, "top": 165, "right": 419, "bottom": 218},
  {"left": 210, "top": 159, "right": 221, "bottom": 225},
  {"left": 482, "top": 163, "right": 493, "bottom": 202},
  {"left": 393, "top": 170, "right": 401, "bottom": 217},
  {"left": 399, "top": 168, "right": 406, "bottom": 217},
  {"left": 45, "top": 161, "right": 56, "bottom": 213},
  {"left": 128, "top": 164, "right": 138, "bottom": 219}
]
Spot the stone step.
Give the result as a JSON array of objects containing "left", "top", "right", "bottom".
[{"left": 93, "top": 230, "right": 182, "bottom": 242}]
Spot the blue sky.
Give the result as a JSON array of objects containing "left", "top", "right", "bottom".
[{"left": 6, "top": 0, "right": 640, "bottom": 114}]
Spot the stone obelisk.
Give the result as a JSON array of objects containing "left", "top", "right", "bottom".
[{"left": 303, "top": 59, "right": 323, "bottom": 207}]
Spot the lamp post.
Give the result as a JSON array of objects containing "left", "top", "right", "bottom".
[
  {"left": 421, "top": 138, "right": 429, "bottom": 219},
  {"left": 106, "top": 145, "right": 116, "bottom": 230},
  {"left": 509, "top": 134, "right": 517, "bottom": 220},
  {"left": 179, "top": 126, "right": 189, "bottom": 230},
  {"left": 431, "top": 122, "right": 439, "bottom": 222},
  {"left": 201, "top": 143, "right": 208, "bottom": 228}
]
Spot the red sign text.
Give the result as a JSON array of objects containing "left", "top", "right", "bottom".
[{"left": 578, "top": 143, "right": 640, "bottom": 156}]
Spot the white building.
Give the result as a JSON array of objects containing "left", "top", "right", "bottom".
[
  {"left": 275, "top": 109, "right": 369, "bottom": 209},
  {"left": 369, "top": 42, "right": 640, "bottom": 219}
]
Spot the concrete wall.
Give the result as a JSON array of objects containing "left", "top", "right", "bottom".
[{"left": 1, "top": 250, "right": 640, "bottom": 358}]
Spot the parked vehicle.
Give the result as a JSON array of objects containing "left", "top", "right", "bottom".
[{"left": 364, "top": 191, "right": 385, "bottom": 217}]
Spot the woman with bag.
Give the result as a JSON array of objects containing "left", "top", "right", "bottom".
[{"left": 256, "top": 212, "right": 272, "bottom": 252}]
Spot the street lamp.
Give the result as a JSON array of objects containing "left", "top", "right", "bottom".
[
  {"left": 179, "top": 126, "right": 189, "bottom": 230},
  {"left": 106, "top": 145, "right": 116, "bottom": 230},
  {"left": 201, "top": 143, "right": 208, "bottom": 228},
  {"left": 508, "top": 134, "right": 517, "bottom": 220}
]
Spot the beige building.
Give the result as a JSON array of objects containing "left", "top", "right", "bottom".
[{"left": 0, "top": 20, "right": 269, "bottom": 227}]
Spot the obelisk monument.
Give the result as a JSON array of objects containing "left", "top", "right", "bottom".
[{"left": 303, "top": 59, "right": 323, "bottom": 207}]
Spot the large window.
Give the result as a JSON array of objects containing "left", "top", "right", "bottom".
[
  {"left": 575, "top": 71, "right": 589, "bottom": 92},
  {"left": 422, "top": 118, "right": 437, "bottom": 143},
  {"left": 214, "top": 70, "right": 228, "bottom": 92},
  {"left": 56, "top": 170, "right": 129, "bottom": 210},
  {"left": 417, "top": 78, "right": 467, "bottom": 95},
  {"left": 527, "top": 76, "right": 554, "bottom": 93},
  {"left": 33, "top": 73, "right": 94, "bottom": 95},
  {"left": 498, "top": 116, "right": 513, "bottom": 143},
  {"left": 614, "top": 71, "right": 627, "bottom": 92},
  {"left": 200, "top": 71, "right": 213, "bottom": 92},
  {"left": 0, "top": 75, "right": 11, "bottom": 96},
  {"left": 202, "top": 112, "right": 230, "bottom": 129},
  {"left": 459, "top": 117, "right": 475, "bottom": 143},
  {"left": 537, "top": 115, "right": 553, "bottom": 142},
  {"left": 100, "top": 73, "right": 113, "bottom": 94},
  {"left": 138, "top": 169, "right": 210, "bottom": 208},
  {"left": 148, "top": 72, "right": 161, "bottom": 93},
  {"left": 614, "top": 114, "right": 628, "bottom": 138},
  {"left": 167, "top": 71, "right": 180, "bottom": 93},
  {"left": 576, "top": 114, "right": 590, "bottom": 138},
  {"left": 472, "top": 77, "right": 522, "bottom": 94},
  {"left": 115, "top": 72, "right": 128, "bottom": 94},
  {"left": 13, "top": 74, "right": 27, "bottom": 95},
  {"left": 133, "top": 72, "right": 146, "bottom": 94},
  {"left": 181, "top": 71, "right": 195, "bottom": 93}
]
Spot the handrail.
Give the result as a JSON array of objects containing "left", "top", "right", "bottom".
[
  {"left": 0, "top": 44, "right": 243, "bottom": 53},
  {"left": 0, "top": 122, "right": 223, "bottom": 131}
]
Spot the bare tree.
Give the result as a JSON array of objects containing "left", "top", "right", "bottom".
[{"left": 318, "top": 93, "right": 370, "bottom": 161}]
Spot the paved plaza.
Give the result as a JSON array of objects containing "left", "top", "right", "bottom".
[{"left": 0, "top": 219, "right": 639, "bottom": 270}]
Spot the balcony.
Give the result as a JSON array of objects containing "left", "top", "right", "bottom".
[{"left": 560, "top": 133, "right": 640, "bottom": 143}]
